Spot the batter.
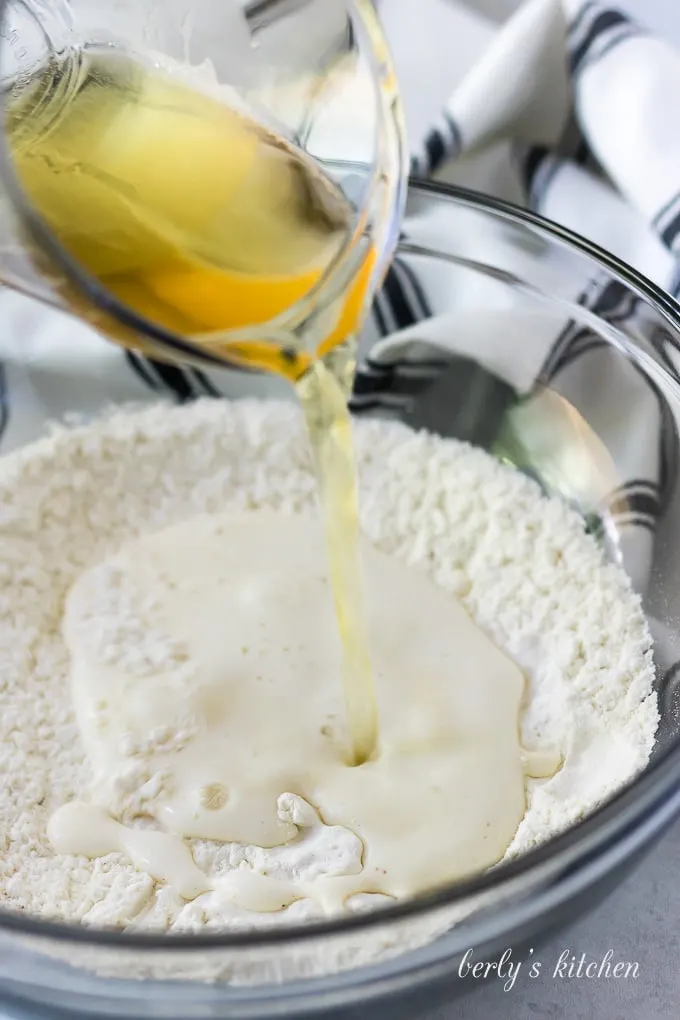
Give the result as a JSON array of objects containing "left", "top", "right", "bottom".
[{"left": 49, "top": 511, "right": 560, "bottom": 913}]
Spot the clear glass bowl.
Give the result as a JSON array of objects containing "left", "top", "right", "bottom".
[{"left": 0, "top": 181, "right": 679, "bottom": 1019}]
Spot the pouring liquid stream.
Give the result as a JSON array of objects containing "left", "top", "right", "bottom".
[
  {"left": 7, "top": 45, "right": 380, "bottom": 763},
  {"left": 297, "top": 353, "right": 378, "bottom": 765}
]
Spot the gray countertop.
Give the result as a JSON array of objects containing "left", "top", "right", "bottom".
[{"left": 422, "top": 814, "right": 680, "bottom": 1020}]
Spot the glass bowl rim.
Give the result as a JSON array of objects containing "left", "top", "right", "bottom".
[{"left": 0, "top": 179, "right": 679, "bottom": 952}]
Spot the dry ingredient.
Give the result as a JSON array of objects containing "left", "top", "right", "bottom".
[{"left": 0, "top": 399, "right": 657, "bottom": 931}]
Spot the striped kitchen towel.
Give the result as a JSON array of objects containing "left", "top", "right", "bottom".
[
  {"left": 351, "top": 0, "right": 680, "bottom": 611},
  {"left": 0, "top": 0, "right": 679, "bottom": 617}
]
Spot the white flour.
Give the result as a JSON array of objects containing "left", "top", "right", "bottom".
[{"left": 0, "top": 398, "right": 657, "bottom": 931}]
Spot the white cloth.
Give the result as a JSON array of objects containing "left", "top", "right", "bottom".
[
  {"left": 406, "top": 0, "right": 680, "bottom": 289},
  {"left": 350, "top": 0, "right": 680, "bottom": 615},
  {"left": 0, "top": 0, "right": 679, "bottom": 614}
]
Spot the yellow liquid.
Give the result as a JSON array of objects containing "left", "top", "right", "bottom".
[
  {"left": 7, "top": 47, "right": 376, "bottom": 377},
  {"left": 297, "top": 351, "right": 378, "bottom": 765},
  {"left": 8, "top": 48, "right": 379, "bottom": 763}
]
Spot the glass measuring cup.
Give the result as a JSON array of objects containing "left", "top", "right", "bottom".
[{"left": 0, "top": 0, "right": 407, "bottom": 379}]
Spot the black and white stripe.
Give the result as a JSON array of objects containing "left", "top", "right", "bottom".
[
  {"left": 653, "top": 192, "right": 680, "bottom": 254},
  {"left": 568, "top": 5, "right": 641, "bottom": 77},
  {"left": 125, "top": 351, "right": 223, "bottom": 402},
  {"left": 350, "top": 354, "right": 450, "bottom": 415},
  {"left": 528, "top": 276, "right": 667, "bottom": 536},
  {"left": 369, "top": 256, "right": 431, "bottom": 340},
  {"left": 519, "top": 145, "right": 560, "bottom": 211},
  {"left": 538, "top": 325, "right": 607, "bottom": 379},
  {"left": 604, "top": 479, "right": 661, "bottom": 532},
  {"left": 535, "top": 279, "right": 637, "bottom": 381},
  {"left": 567, "top": 0, "right": 598, "bottom": 51},
  {"left": 666, "top": 262, "right": 680, "bottom": 302},
  {"left": 410, "top": 114, "right": 462, "bottom": 178},
  {"left": 351, "top": 257, "right": 437, "bottom": 415},
  {"left": 517, "top": 117, "right": 595, "bottom": 213}
]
